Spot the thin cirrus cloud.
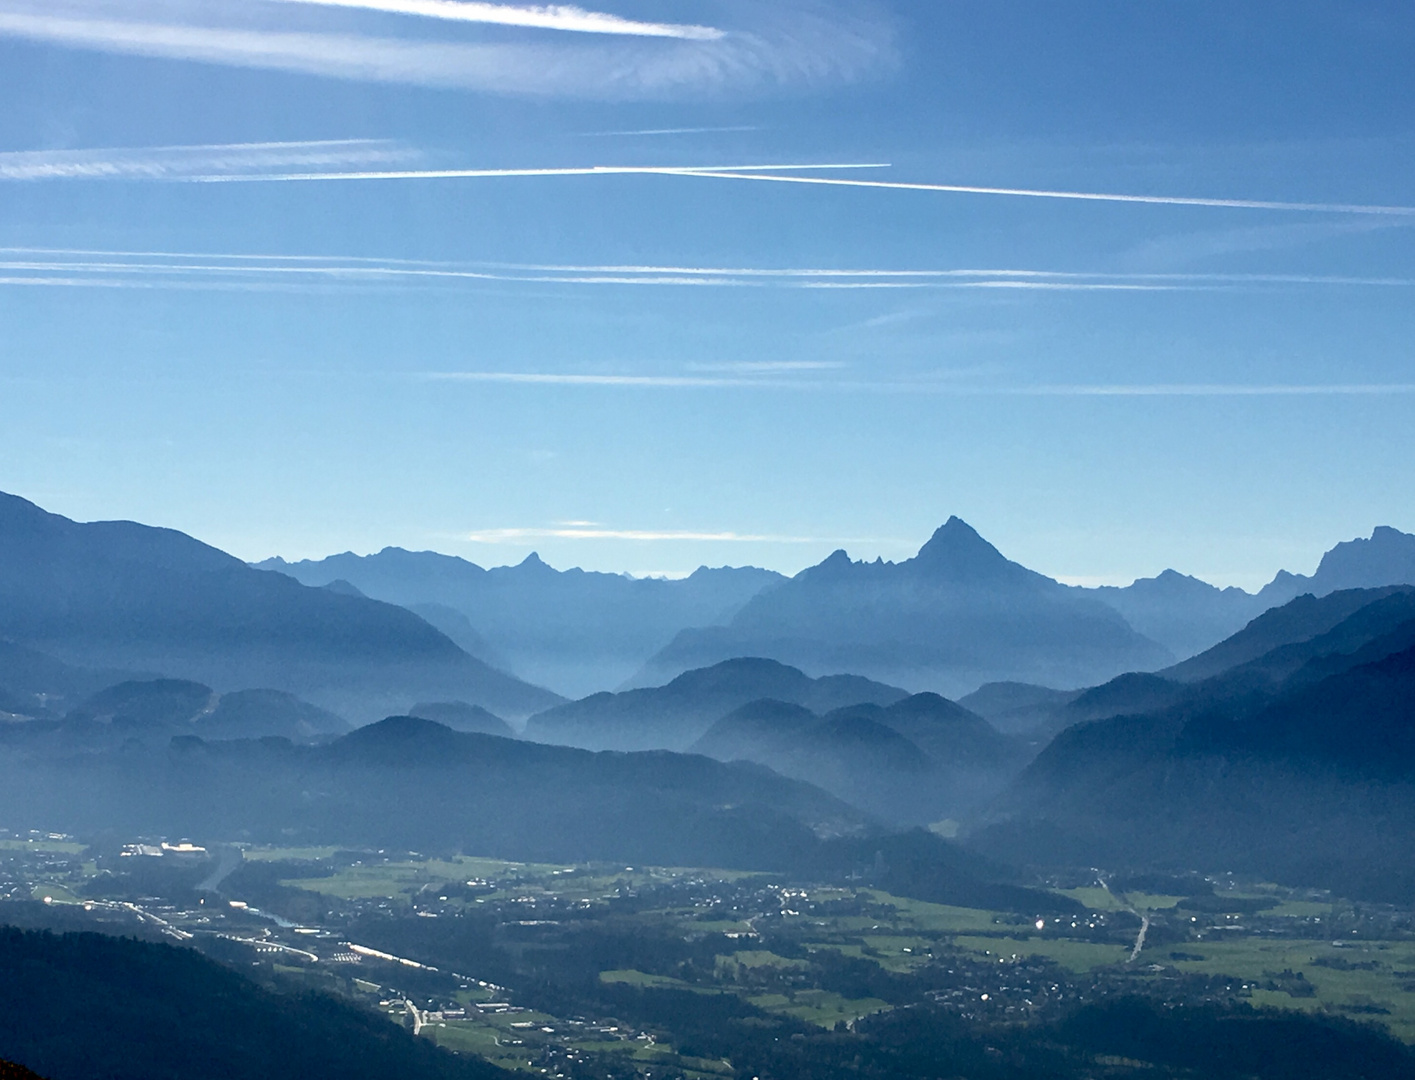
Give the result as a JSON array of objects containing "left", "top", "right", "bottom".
[
  {"left": 267, "top": 0, "right": 723, "bottom": 40},
  {"left": 0, "top": 139, "right": 416, "bottom": 181},
  {"left": 425, "top": 372, "right": 1415, "bottom": 397},
  {"left": 0, "top": 141, "right": 882, "bottom": 184},
  {"left": 465, "top": 525, "right": 843, "bottom": 543},
  {"left": 0, "top": 0, "right": 895, "bottom": 97},
  {"left": 575, "top": 125, "right": 763, "bottom": 137},
  {"left": 1, "top": 248, "right": 1412, "bottom": 294}
]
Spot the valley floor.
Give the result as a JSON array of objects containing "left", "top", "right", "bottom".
[{"left": 4, "top": 830, "right": 1415, "bottom": 1078}]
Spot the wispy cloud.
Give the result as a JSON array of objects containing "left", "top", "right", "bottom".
[
  {"left": 1009, "top": 383, "right": 1415, "bottom": 397},
  {"left": 0, "top": 150, "right": 884, "bottom": 184},
  {"left": 0, "top": 139, "right": 415, "bottom": 181},
  {"left": 429, "top": 371, "right": 767, "bottom": 387},
  {"left": 0, "top": 1, "right": 895, "bottom": 98},
  {"left": 269, "top": 0, "right": 722, "bottom": 39},
  {"left": 687, "top": 360, "right": 845, "bottom": 372},
  {"left": 671, "top": 169, "right": 1415, "bottom": 218},
  {"left": 426, "top": 371, "right": 1415, "bottom": 397},
  {"left": 466, "top": 526, "right": 843, "bottom": 542},
  {"left": 3, "top": 248, "right": 1412, "bottom": 295},
  {"left": 575, "top": 125, "right": 762, "bottom": 137}
]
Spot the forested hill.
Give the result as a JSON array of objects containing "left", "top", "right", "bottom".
[{"left": 0, "top": 927, "right": 507, "bottom": 1080}]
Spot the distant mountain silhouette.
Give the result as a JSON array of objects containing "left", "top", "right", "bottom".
[
  {"left": 525, "top": 658, "right": 909, "bottom": 752},
  {"left": 975, "top": 587, "right": 1415, "bottom": 901},
  {"left": 1081, "top": 570, "right": 1260, "bottom": 661},
  {"left": 1258, "top": 525, "right": 1415, "bottom": 605},
  {"left": 692, "top": 692, "right": 1027, "bottom": 825},
  {"left": 635, "top": 519, "right": 1172, "bottom": 696},
  {"left": 408, "top": 700, "right": 516, "bottom": 738},
  {"left": 257, "top": 523, "right": 1415, "bottom": 700},
  {"left": 257, "top": 548, "right": 784, "bottom": 697},
  {"left": 0, "top": 716, "right": 870, "bottom": 869},
  {"left": 1080, "top": 527, "right": 1415, "bottom": 662},
  {"left": 0, "top": 492, "right": 560, "bottom": 721}
]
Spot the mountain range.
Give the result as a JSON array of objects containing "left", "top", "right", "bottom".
[
  {"left": 259, "top": 519, "right": 1415, "bottom": 700},
  {"left": 257, "top": 548, "right": 783, "bottom": 698},
  {"left": 635, "top": 519, "right": 1175, "bottom": 695},
  {"left": 0, "top": 493, "right": 560, "bottom": 722},
  {"left": 258, "top": 517, "right": 1415, "bottom": 701}
]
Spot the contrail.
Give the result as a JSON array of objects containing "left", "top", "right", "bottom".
[
  {"left": 663, "top": 169, "right": 1415, "bottom": 217},
  {"left": 182, "top": 162, "right": 890, "bottom": 183}
]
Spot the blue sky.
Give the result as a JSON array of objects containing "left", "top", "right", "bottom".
[{"left": 0, "top": 0, "right": 1412, "bottom": 588}]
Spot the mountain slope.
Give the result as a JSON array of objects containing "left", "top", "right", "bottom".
[
  {"left": 258, "top": 548, "right": 784, "bottom": 697},
  {"left": 1161, "top": 586, "right": 1415, "bottom": 682},
  {"left": 525, "top": 658, "right": 908, "bottom": 752},
  {"left": 636, "top": 519, "right": 1171, "bottom": 696},
  {"left": 408, "top": 701, "right": 516, "bottom": 738},
  {"left": 0, "top": 492, "right": 560, "bottom": 721},
  {"left": 0, "top": 927, "right": 507, "bottom": 1080},
  {"left": 976, "top": 590, "right": 1415, "bottom": 901}
]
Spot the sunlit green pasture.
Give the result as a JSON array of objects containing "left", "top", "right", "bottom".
[
  {"left": 748, "top": 989, "right": 890, "bottom": 1027},
  {"left": 1164, "top": 938, "right": 1415, "bottom": 1041},
  {"left": 0, "top": 839, "right": 85, "bottom": 854},
  {"left": 953, "top": 934, "right": 1130, "bottom": 973}
]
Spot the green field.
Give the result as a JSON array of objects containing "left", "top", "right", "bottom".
[
  {"left": 749, "top": 989, "right": 891, "bottom": 1027},
  {"left": 953, "top": 933, "right": 1130, "bottom": 973},
  {"left": 0, "top": 839, "right": 85, "bottom": 854}
]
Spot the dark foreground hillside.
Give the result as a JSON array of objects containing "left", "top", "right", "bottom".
[{"left": 0, "top": 927, "right": 506, "bottom": 1080}]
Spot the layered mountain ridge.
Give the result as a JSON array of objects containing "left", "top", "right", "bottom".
[
  {"left": 258, "top": 547, "right": 783, "bottom": 697},
  {"left": 0, "top": 492, "right": 560, "bottom": 722}
]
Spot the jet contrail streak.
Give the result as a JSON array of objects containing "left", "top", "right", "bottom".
[
  {"left": 664, "top": 170, "right": 1415, "bottom": 217},
  {"left": 184, "top": 163, "right": 890, "bottom": 183}
]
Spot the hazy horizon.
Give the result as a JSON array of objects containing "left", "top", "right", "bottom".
[
  {"left": 1, "top": 1, "right": 1412, "bottom": 590},
  {"left": 250, "top": 514, "right": 1403, "bottom": 593}
]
